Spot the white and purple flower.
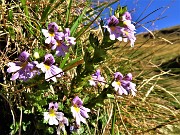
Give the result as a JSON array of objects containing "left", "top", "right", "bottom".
[
  {"left": 71, "top": 96, "right": 90, "bottom": 126},
  {"left": 7, "top": 51, "right": 36, "bottom": 81},
  {"left": 56, "top": 112, "right": 69, "bottom": 135},
  {"left": 42, "top": 22, "right": 61, "bottom": 45},
  {"left": 44, "top": 102, "right": 62, "bottom": 125},
  {"left": 120, "top": 27, "right": 136, "bottom": 47},
  {"left": 51, "top": 28, "right": 76, "bottom": 57},
  {"left": 112, "top": 72, "right": 128, "bottom": 95},
  {"left": 112, "top": 72, "right": 137, "bottom": 96},
  {"left": 36, "top": 54, "right": 63, "bottom": 82},
  {"left": 89, "top": 69, "right": 106, "bottom": 87},
  {"left": 121, "top": 73, "right": 137, "bottom": 96},
  {"left": 103, "top": 15, "right": 122, "bottom": 40},
  {"left": 122, "top": 11, "right": 132, "bottom": 21},
  {"left": 121, "top": 12, "right": 136, "bottom": 47}
]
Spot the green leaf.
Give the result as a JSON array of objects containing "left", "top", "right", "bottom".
[
  {"left": 114, "top": 5, "right": 127, "bottom": 18},
  {"left": 111, "top": 104, "right": 116, "bottom": 135},
  {"left": 8, "top": 9, "right": 13, "bottom": 22},
  {"left": 40, "top": 0, "right": 56, "bottom": 23},
  {"left": 60, "top": 53, "right": 70, "bottom": 69},
  {"left": 64, "top": 0, "right": 72, "bottom": 27},
  {"left": 63, "top": 57, "right": 84, "bottom": 71},
  {"left": 70, "top": 4, "right": 89, "bottom": 36},
  {"left": 40, "top": 0, "right": 65, "bottom": 23},
  {"left": 20, "top": 0, "right": 29, "bottom": 18}
]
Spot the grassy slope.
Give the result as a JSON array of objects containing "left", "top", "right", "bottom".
[{"left": 104, "top": 25, "right": 180, "bottom": 134}]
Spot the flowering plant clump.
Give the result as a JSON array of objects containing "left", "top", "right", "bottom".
[{"left": 2, "top": 1, "right": 145, "bottom": 134}]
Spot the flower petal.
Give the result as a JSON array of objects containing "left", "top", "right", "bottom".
[
  {"left": 11, "top": 72, "right": 19, "bottom": 80},
  {"left": 42, "top": 29, "right": 49, "bottom": 37},
  {"left": 44, "top": 112, "right": 50, "bottom": 121},
  {"left": 49, "top": 117, "right": 58, "bottom": 125},
  {"left": 7, "top": 65, "right": 21, "bottom": 73}
]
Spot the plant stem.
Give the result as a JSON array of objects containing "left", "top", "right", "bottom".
[{"left": 111, "top": 103, "right": 116, "bottom": 135}]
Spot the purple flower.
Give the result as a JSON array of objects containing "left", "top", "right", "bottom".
[
  {"left": 121, "top": 12, "right": 136, "bottom": 47},
  {"left": 51, "top": 28, "right": 76, "bottom": 57},
  {"left": 122, "top": 12, "right": 132, "bottom": 21},
  {"left": 103, "top": 15, "right": 122, "bottom": 40},
  {"left": 120, "top": 27, "right": 136, "bottom": 47},
  {"left": 48, "top": 102, "right": 59, "bottom": 111},
  {"left": 51, "top": 33, "right": 69, "bottom": 57},
  {"left": 42, "top": 22, "right": 62, "bottom": 44},
  {"left": 70, "top": 124, "right": 79, "bottom": 133},
  {"left": 121, "top": 73, "right": 137, "bottom": 96},
  {"left": 89, "top": 69, "right": 106, "bottom": 87},
  {"left": 71, "top": 96, "right": 90, "bottom": 126},
  {"left": 7, "top": 51, "right": 36, "bottom": 81},
  {"left": 112, "top": 72, "right": 137, "bottom": 96},
  {"left": 112, "top": 72, "right": 128, "bottom": 95},
  {"left": 64, "top": 28, "right": 76, "bottom": 45},
  {"left": 36, "top": 54, "right": 63, "bottom": 82},
  {"left": 56, "top": 112, "right": 69, "bottom": 135}
]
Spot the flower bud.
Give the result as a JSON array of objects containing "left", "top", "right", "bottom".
[{"left": 33, "top": 52, "right": 40, "bottom": 59}]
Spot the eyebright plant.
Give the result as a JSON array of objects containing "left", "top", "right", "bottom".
[{"left": 5, "top": 2, "right": 138, "bottom": 134}]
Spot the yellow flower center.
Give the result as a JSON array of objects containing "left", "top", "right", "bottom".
[
  {"left": 44, "top": 64, "right": 50, "bottom": 70},
  {"left": 49, "top": 109, "right": 55, "bottom": 117},
  {"left": 73, "top": 106, "right": 80, "bottom": 113},
  {"left": 49, "top": 33, "right": 55, "bottom": 37},
  {"left": 124, "top": 31, "right": 129, "bottom": 36},
  {"left": 123, "top": 21, "right": 127, "bottom": 25},
  {"left": 116, "top": 81, "right": 121, "bottom": 86}
]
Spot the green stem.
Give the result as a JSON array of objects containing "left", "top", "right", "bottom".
[{"left": 111, "top": 103, "right": 116, "bottom": 135}]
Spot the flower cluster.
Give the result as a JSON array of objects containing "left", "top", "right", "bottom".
[
  {"left": 112, "top": 72, "right": 137, "bottom": 96},
  {"left": 7, "top": 22, "right": 76, "bottom": 82},
  {"left": 44, "top": 96, "right": 90, "bottom": 134},
  {"left": 7, "top": 51, "right": 38, "bottom": 81},
  {"left": 7, "top": 52, "right": 63, "bottom": 82},
  {"left": 104, "top": 11, "right": 136, "bottom": 47},
  {"left": 42, "top": 22, "right": 76, "bottom": 57},
  {"left": 6, "top": 10, "right": 137, "bottom": 134},
  {"left": 89, "top": 69, "right": 137, "bottom": 96}
]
